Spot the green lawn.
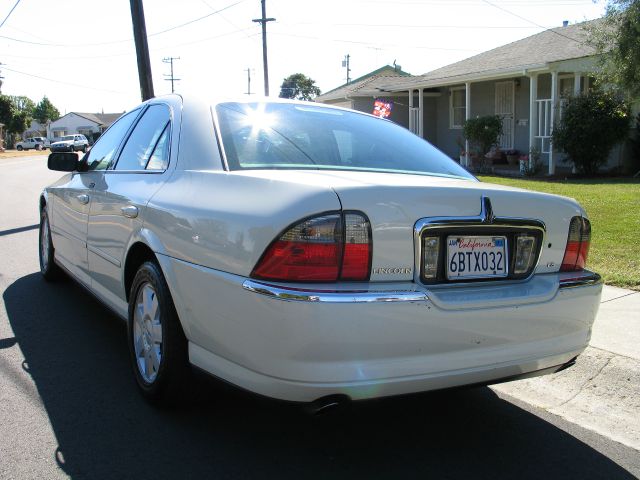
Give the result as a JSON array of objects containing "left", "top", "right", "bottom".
[{"left": 479, "top": 176, "right": 640, "bottom": 291}]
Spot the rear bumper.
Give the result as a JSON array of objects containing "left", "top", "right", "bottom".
[
  {"left": 159, "top": 254, "right": 602, "bottom": 402},
  {"left": 241, "top": 271, "right": 601, "bottom": 303}
]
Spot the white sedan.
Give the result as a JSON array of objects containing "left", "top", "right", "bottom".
[{"left": 39, "top": 94, "right": 602, "bottom": 408}]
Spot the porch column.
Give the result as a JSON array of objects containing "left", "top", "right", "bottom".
[
  {"left": 418, "top": 88, "right": 424, "bottom": 138},
  {"left": 574, "top": 73, "right": 582, "bottom": 96},
  {"left": 529, "top": 74, "right": 538, "bottom": 154},
  {"left": 408, "top": 89, "right": 414, "bottom": 133},
  {"left": 549, "top": 71, "right": 558, "bottom": 175},
  {"left": 464, "top": 82, "right": 471, "bottom": 167}
]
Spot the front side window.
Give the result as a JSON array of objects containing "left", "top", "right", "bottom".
[
  {"left": 216, "top": 102, "right": 473, "bottom": 180},
  {"left": 115, "top": 104, "right": 171, "bottom": 171},
  {"left": 450, "top": 87, "right": 466, "bottom": 129},
  {"left": 83, "top": 109, "right": 139, "bottom": 171}
]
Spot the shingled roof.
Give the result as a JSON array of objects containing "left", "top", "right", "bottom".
[
  {"left": 316, "top": 65, "right": 412, "bottom": 102},
  {"left": 74, "top": 112, "right": 122, "bottom": 126},
  {"left": 378, "top": 19, "right": 601, "bottom": 91}
]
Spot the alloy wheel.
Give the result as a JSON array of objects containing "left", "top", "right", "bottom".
[{"left": 133, "top": 283, "right": 163, "bottom": 383}]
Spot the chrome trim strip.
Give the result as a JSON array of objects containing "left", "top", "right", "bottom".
[
  {"left": 242, "top": 280, "right": 428, "bottom": 303},
  {"left": 558, "top": 271, "right": 602, "bottom": 289},
  {"left": 413, "top": 195, "right": 546, "bottom": 284}
]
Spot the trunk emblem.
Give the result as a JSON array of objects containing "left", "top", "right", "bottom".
[
  {"left": 481, "top": 196, "right": 495, "bottom": 224},
  {"left": 373, "top": 267, "right": 413, "bottom": 275}
]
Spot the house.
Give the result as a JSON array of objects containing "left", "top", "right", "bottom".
[
  {"left": 24, "top": 119, "right": 48, "bottom": 138},
  {"left": 47, "top": 112, "right": 123, "bottom": 142},
  {"left": 316, "top": 64, "right": 412, "bottom": 128},
  {"left": 317, "top": 20, "right": 625, "bottom": 174}
]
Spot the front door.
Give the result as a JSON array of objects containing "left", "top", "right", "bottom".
[
  {"left": 495, "top": 81, "right": 515, "bottom": 150},
  {"left": 48, "top": 172, "right": 91, "bottom": 286}
]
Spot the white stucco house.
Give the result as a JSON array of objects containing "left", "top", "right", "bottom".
[{"left": 47, "top": 112, "right": 122, "bottom": 142}]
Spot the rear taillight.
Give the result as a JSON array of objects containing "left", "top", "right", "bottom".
[
  {"left": 560, "top": 216, "right": 591, "bottom": 272},
  {"left": 251, "top": 212, "right": 372, "bottom": 282}
]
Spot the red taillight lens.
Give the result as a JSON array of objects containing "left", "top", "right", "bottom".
[
  {"left": 251, "top": 212, "right": 371, "bottom": 282},
  {"left": 341, "top": 213, "right": 371, "bottom": 280},
  {"left": 560, "top": 216, "right": 591, "bottom": 272}
]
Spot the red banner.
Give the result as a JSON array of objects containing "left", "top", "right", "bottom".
[{"left": 372, "top": 99, "right": 393, "bottom": 118}]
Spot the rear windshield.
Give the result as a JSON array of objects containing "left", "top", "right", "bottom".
[{"left": 215, "top": 102, "right": 474, "bottom": 180}]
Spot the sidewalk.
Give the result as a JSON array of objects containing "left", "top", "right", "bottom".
[
  {"left": 0, "top": 150, "right": 48, "bottom": 160},
  {"left": 492, "top": 285, "right": 640, "bottom": 450}
]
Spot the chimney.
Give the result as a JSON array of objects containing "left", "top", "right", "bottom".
[{"left": 562, "top": 20, "right": 569, "bottom": 27}]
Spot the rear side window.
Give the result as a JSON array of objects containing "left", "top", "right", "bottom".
[
  {"left": 84, "top": 109, "right": 139, "bottom": 171},
  {"left": 115, "top": 104, "right": 171, "bottom": 171}
]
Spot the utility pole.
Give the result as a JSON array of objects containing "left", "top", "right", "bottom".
[
  {"left": 342, "top": 54, "right": 351, "bottom": 84},
  {"left": 252, "top": 0, "right": 275, "bottom": 96},
  {"left": 163, "top": 56, "right": 181, "bottom": 93},
  {"left": 245, "top": 68, "right": 253, "bottom": 95},
  {"left": 130, "top": 0, "right": 154, "bottom": 101}
]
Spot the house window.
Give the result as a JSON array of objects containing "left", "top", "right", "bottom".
[{"left": 450, "top": 87, "right": 466, "bottom": 129}]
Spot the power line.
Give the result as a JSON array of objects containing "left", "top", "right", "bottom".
[
  {"left": 1, "top": 66, "right": 128, "bottom": 94},
  {"left": 480, "top": 0, "right": 586, "bottom": 44},
  {"left": 0, "top": 0, "right": 248, "bottom": 48},
  {"left": 200, "top": 0, "right": 259, "bottom": 44},
  {"left": 278, "top": 22, "right": 548, "bottom": 30},
  {"left": 0, "top": 0, "right": 21, "bottom": 30},
  {"left": 269, "top": 31, "right": 476, "bottom": 51},
  {"left": 0, "top": 27, "right": 256, "bottom": 61},
  {"left": 150, "top": 0, "right": 246, "bottom": 37}
]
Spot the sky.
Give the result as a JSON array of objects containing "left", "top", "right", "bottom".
[{"left": 0, "top": 0, "right": 607, "bottom": 114}]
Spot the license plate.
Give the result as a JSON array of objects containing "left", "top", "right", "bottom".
[{"left": 446, "top": 236, "right": 508, "bottom": 280}]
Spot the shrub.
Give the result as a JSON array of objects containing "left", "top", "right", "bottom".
[
  {"left": 552, "top": 91, "right": 630, "bottom": 175},
  {"left": 463, "top": 115, "right": 503, "bottom": 156}
]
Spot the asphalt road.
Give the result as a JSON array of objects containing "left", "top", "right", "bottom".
[{"left": 1, "top": 155, "right": 638, "bottom": 479}]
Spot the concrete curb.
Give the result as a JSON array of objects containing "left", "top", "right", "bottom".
[{"left": 491, "top": 286, "right": 640, "bottom": 450}]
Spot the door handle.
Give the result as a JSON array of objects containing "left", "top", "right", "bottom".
[
  {"left": 121, "top": 205, "right": 139, "bottom": 218},
  {"left": 76, "top": 194, "right": 89, "bottom": 205}
]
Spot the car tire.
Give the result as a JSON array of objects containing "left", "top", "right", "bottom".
[
  {"left": 128, "top": 261, "right": 190, "bottom": 406},
  {"left": 36, "top": 144, "right": 42, "bottom": 151},
  {"left": 81, "top": 145, "right": 87, "bottom": 153},
  {"left": 17, "top": 145, "right": 23, "bottom": 151},
  {"left": 39, "top": 208, "right": 62, "bottom": 281}
]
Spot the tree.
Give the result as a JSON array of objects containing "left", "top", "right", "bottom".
[
  {"left": 462, "top": 115, "right": 503, "bottom": 156},
  {"left": 552, "top": 91, "right": 630, "bottom": 175},
  {"left": 7, "top": 110, "right": 30, "bottom": 135},
  {"left": 278, "top": 73, "right": 321, "bottom": 101},
  {"left": 33, "top": 96, "right": 60, "bottom": 125},
  {"left": 9, "top": 95, "right": 35, "bottom": 116},
  {"left": 0, "top": 95, "right": 12, "bottom": 127},
  {"left": 8, "top": 96, "right": 34, "bottom": 134},
  {"left": 590, "top": 0, "right": 640, "bottom": 99},
  {"left": 0, "top": 94, "right": 33, "bottom": 147}
]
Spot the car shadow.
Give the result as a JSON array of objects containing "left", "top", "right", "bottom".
[{"left": 3, "top": 273, "right": 636, "bottom": 479}]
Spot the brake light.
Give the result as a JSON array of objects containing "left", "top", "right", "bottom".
[
  {"left": 251, "top": 212, "right": 371, "bottom": 282},
  {"left": 560, "top": 217, "right": 591, "bottom": 272}
]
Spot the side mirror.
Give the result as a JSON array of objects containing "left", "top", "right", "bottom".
[{"left": 48, "top": 152, "right": 79, "bottom": 172}]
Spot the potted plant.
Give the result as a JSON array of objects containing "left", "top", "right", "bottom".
[
  {"left": 462, "top": 115, "right": 503, "bottom": 170},
  {"left": 519, "top": 147, "right": 541, "bottom": 176},
  {"left": 505, "top": 148, "right": 519, "bottom": 166}
]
